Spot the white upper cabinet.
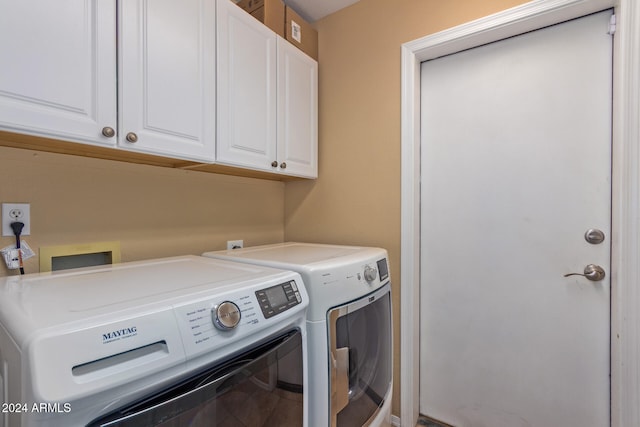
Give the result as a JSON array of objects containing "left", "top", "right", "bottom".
[
  {"left": 0, "top": 0, "right": 117, "bottom": 146},
  {"left": 216, "top": 0, "right": 278, "bottom": 170},
  {"left": 1, "top": 0, "right": 315, "bottom": 177},
  {"left": 118, "top": 0, "right": 216, "bottom": 161},
  {"left": 216, "top": 0, "right": 317, "bottom": 178},
  {"left": 277, "top": 37, "right": 318, "bottom": 178},
  {"left": 0, "top": 0, "right": 215, "bottom": 162}
]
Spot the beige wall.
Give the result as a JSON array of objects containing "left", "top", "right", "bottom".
[
  {"left": 0, "top": 145, "right": 285, "bottom": 276},
  {"left": 283, "top": 0, "right": 529, "bottom": 417}
]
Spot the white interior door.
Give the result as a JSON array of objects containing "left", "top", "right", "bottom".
[{"left": 419, "top": 10, "right": 613, "bottom": 427}]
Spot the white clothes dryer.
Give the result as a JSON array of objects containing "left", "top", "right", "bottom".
[
  {"left": 203, "top": 242, "right": 393, "bottom": 427},
  {"left": 0, "top": 255, "right": 309, "bottom": 427}
]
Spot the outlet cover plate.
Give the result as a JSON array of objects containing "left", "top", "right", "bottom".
[
  {"left": 227, "top": 240, "right": 243, "bottom": 250},
  {"left": 2, "top": 203, "right": 31, "bottom": 236}
]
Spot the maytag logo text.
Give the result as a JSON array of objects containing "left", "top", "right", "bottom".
[{"left": 102, "top": 326, "right": 138, "bottom": 343}]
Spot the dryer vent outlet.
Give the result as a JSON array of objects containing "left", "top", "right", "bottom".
[{"left": 227, "top": 240, "right": 243, "bottom": 250}]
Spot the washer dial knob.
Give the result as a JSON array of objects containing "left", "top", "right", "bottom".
[
  {"left": 363, "top": 265, "right": 378, "bottom": 283},
  {"left": 212, "top": 301, "right": 241, "bottom": 330}
]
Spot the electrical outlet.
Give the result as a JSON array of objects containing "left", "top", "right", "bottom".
[
  {"left": 2, "top": 203, "right": 31, "bottom": 237},
  {"left": 227, "top": 240, "right": 243, "bottom": 250}
]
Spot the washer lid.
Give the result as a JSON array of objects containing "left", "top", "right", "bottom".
[{"left": 0, "top": 255, "right": 293, "bottom": 336}]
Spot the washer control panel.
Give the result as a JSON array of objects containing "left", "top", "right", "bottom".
[
  {"left": 255, "top": 280, "right": 302, "bottom": 319},
  {"left": 173, "top": 276, "right": 306, "bottom": 359}
]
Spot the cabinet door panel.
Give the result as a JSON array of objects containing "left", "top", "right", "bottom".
[
  {"left": 0, "top": 0, "right": 117, "bottom": 146},
  {"left": 216, "top": 0, "right": 277, "bottom": 171},
  {"left": 119, "top": 0, "right": 215, "bottom": 161},
  {"left": 277, "top": 38, "right": 318, "bottom": 178}
]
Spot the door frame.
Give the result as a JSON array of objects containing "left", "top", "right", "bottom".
[{"left": 400, "top": 1, "right": 640, "bottom": 426}]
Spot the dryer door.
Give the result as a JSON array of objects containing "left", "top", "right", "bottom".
[{"left": 328, "top": 284, "right": 392, "bottom": 427}]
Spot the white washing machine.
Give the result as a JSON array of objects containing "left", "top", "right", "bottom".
[
  {"left": 203, "top": 242, "right": 393, "bottom": 427},
  {"left": 0, "top": 255, "right": 309, "bottom": 427}
]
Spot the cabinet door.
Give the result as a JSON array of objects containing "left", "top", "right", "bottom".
[
  {"left": 277, "top": 38, "right": 318, "bottom": 178},
  {"left": 216, "top": 0, "right": 277, "bottom": 172},
  {"left": 119, "top": 0, "right": 216, "bottom": 162},
  {"left": 0, "top": 0, "right": 117, "bottom": 146}
]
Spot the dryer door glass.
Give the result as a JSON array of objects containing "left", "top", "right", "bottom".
[
  {"left": 88, "top": 329, "right": 303, "bottom": 427},
  {"left": 328, "top": 284, "right": 392, "bottom": 427}
]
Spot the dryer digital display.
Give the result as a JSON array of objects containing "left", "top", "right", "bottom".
[
  {"left": 377, "top": 258, "right": 389, "bottom": 282},
  {"left": 256, "top": 281, "right": 302, "bottom": 319}
]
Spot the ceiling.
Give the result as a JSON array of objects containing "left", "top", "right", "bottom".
[{"left": 285, "top": 0, "right": 360, "bottom": 22}]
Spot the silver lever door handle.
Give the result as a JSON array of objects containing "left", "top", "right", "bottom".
[{"left": 564, "top": 264, "right": 606, "bottom": 281}]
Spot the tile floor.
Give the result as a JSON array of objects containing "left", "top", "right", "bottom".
[{"left": 417, "top": 414, "right": 453, "bottom": 427}]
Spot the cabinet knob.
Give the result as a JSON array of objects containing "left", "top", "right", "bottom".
[
  {"left": 102, "top": 127, "right": 115, "bottom": 138},
  {"left": 126, "top": 132, "right": 138, "bottom": 143},
  {"left": 280, "top": 162, "right": 287, "bottom": 169},
  {"left": 271, "top": 161, "right": 278, "bottom": 168}
]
